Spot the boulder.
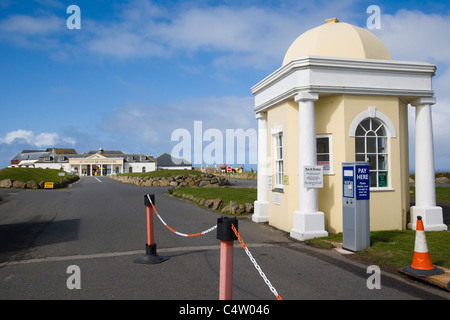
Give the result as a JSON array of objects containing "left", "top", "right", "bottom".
[
  {"left": 222, "top": 201, "right": 243, "bottom": 215},
  {"left": 199, "top": 180, "right": 211, "bottom": 187},
  {"left": 13, "top": 181, "right": 26, "bottom": 189},
  {"left": 159, "top": 179, "right": 170, "bottom": 187},
  {"left": 245, "top": 203, "right": 254, "bottom": 213},
  {"left": 436, "top": 176, "right": 450, "bottom": 184},
  {"left": 234, "top": 204, "right": 245, "bottom": 215},
  {"left": 204, "top": 199, "right": 214, "bottom": 208},
  {"left": 0, "top": 179, "right": 12, "bottom": 188},
  {"left": 221, "top": 204, "right": 232, "bottom": 213},
  {"left": 212, "top": 198, "right": 223, "bottom": 210},
  {"left": 26, "top": 180, "right": 39, "bottom": 189}
]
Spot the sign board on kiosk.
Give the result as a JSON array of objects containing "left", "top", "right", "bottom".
[{"left": 342, "top": 162, "right": 370, "bottom": 252}]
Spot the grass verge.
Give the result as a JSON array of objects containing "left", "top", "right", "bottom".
[
  {"left": 0, "top": 167, "right": 77, "bottom": 183},
  {"left": 410, "top": 186, "right": 450, "bottom": 202},
  {"left": 174, "top": 187, "right": 257, "bottom": 206},
  {"left": 308, "top": 230, "right": 450, "bottom": 269}
]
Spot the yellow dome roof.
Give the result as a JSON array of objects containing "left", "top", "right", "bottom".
[{"left": 282, "top": 18, "right": 391, "bottom": 66}]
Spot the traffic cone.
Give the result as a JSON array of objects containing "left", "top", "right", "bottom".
[{"left": 402, "top": 216, "right": 444, "bottom": 276}]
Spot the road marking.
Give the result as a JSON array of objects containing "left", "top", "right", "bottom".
[
  {"left": 94, "top": 177, "right": 102, "bottom": 183},
  {"left": 0, "top": 243, "right": 282, "bottom": 267}
]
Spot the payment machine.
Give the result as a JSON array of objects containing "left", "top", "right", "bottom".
[{"left": 342, "top": 162, "right": 370, "bottom": 251}]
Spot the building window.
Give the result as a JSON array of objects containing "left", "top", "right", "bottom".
[
  {"left": 274, "top": 132, "right": 284, "bottom": 188},
  {"left": 316, "top": 135, "right": 332, "bottom": 174},
  {"left": 355, "top": 118, "right": 388, "bottom": 188},
  {"left": 129, "top": 167, "right": 133, "bottom": 173},
  {"left": 142, "top": 167, "right": 146, "bottom": 173}
]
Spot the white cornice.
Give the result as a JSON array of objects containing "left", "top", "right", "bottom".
[{"left": 252, "top": 56, "right": 436, "bottom": 112}]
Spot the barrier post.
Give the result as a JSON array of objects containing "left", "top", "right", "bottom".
[
  {"left": 134, "top": 194, "right": 169, "bottom": 264},
  {"left": 217, "top": 216, "right": 238, "bottom": 300}
]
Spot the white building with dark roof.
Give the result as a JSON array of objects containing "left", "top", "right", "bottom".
[{"left": 11, "top": 148, "right": 157, "bottom": 176}]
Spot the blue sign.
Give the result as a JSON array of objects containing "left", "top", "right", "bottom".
[{"left": 355, "top": 164, "right": 370, "bottom": 200}]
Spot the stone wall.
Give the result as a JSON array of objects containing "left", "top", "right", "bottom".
[
  {"left": 0, "top": 176, "right": 79, "bottom": 189},
  {"left": 110, "top": 173, "right": 230, "bottom": 188},
  {"left": 171, "top": 191, "right": 254, "bottom": 216}
]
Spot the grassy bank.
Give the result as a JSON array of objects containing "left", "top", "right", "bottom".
[
  {"left": 410, "top": 186, "right": 450, "bottom": 202},
  {"left": 0, "top": 167, "right": 77, "bottom": 183},
  {"left": 308, "top": 230, "right": 450, "bottom": 269},
  {"left": 174, "top": 187, "right": 257, "bottom": 206},
  {"left": 175, "top": 184, "right": 449, "bottom": 270}
]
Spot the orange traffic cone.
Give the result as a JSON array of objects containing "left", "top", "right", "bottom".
[{"left": 402, "top": 216, "right": 444, "bottom": 276}]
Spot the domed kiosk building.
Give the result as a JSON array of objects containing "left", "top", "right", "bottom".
[{"left": 252, "top": 18, "right": 447, "bottom": 240}]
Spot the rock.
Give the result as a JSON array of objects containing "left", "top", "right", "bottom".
[
  {"left": 199, "top": 180, "right": 210, "bottom": 187},
  {"left": 245, "top": 203, "right": 254, "bottom": 213},
  {"left": 221, "top": 204, "right": 232, "bottom": 213},
  {"left": 169, "top": 181, "right": 178, "bottom": 187},
  {"left": 204, "top": 199, "right": 214, "bottom": 208},
  {"left": 436, "top": 176, "right": 450, "bottom": 184},
  {"left": 159, "top": 179, "right": 170, "bottom": 187},
  {"left": 235, "top": 204, "right": 245, "bottom": 215},
  {"left": 221, "top": 201, "right": 240, "bottom": 214},
  {"left": 13, "top": 181, "right": 26, "bottom": 189},
  {"left": 26, "top": 180, "right": 39, "bottom": 189},
  {"left": 0, "top": 179, "right": 12, "bottom": 188},
  {"left": 212, "top": 198, "right": 223, "bottom": 210},
  {"left": 143, "top": 180, "right": 153, "bottom": 187}
]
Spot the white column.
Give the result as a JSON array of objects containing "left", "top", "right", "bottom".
[
  {"left": 290, "top": 92, "right": 328, "bottom": 240},
  {"left": 409, "top": 97, "right": 447, "bottom": 231},
  {"left": 253, "top": 112, "right": 270, "bottom": 223},
  {"left": 79, "top": 165, "right": 82, "bottom": 176}
]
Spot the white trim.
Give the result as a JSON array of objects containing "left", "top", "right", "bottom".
[
  {"left": 252, "top": 56, "right": 435, "bottom": 113},
  {"left": 316, "top": 134, "right": 333, "bottom": 174},
  {"left": 349, "top": 107, "right": 397, "bottom": 138},
  {"left": 270, "top": 124, "right": 283, "bottom": 135},
  {"left": 370, "top": 187, "right": 395, "bottom": 192},
  {"left": 272, "top": 131, "right": 284, "bottom": 189}
]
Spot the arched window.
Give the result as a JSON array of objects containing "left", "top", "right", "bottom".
[{"left": 355, "top": 118, "right": 388, "bottom": 188}]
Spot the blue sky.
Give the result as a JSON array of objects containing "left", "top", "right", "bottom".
[{"left": 1, "top": 0, "right": 449, "bottom": 171}]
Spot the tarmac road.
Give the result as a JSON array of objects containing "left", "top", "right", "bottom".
[{"left": 0, "top": 176, "right": 448, "bottom": 303}]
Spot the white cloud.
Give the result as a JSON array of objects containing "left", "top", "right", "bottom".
[
  {"left": 100, "top": 96, "right": 255, "bottom": 160},
  {"left": 0, "top": 13, "right": 64, "bottom": 49},
  {"left": 0, "top": 129, "right": 74, "bottom": 148},
  {"left": 374, "top": 9, "right": 450, "bottom": 171},
  {"left": 81, "top": 0, "right": 361, "bottom": 67}
]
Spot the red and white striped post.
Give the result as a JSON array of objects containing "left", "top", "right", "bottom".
[
  {"left": 146, "top": 200, "right": 154, "bottom": 247},
  {"left": 217, "top": 217, "right": 238, "bottom": 300},
  {"left": 133, "top": 194, "right": 169, "bottom": 264}
]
